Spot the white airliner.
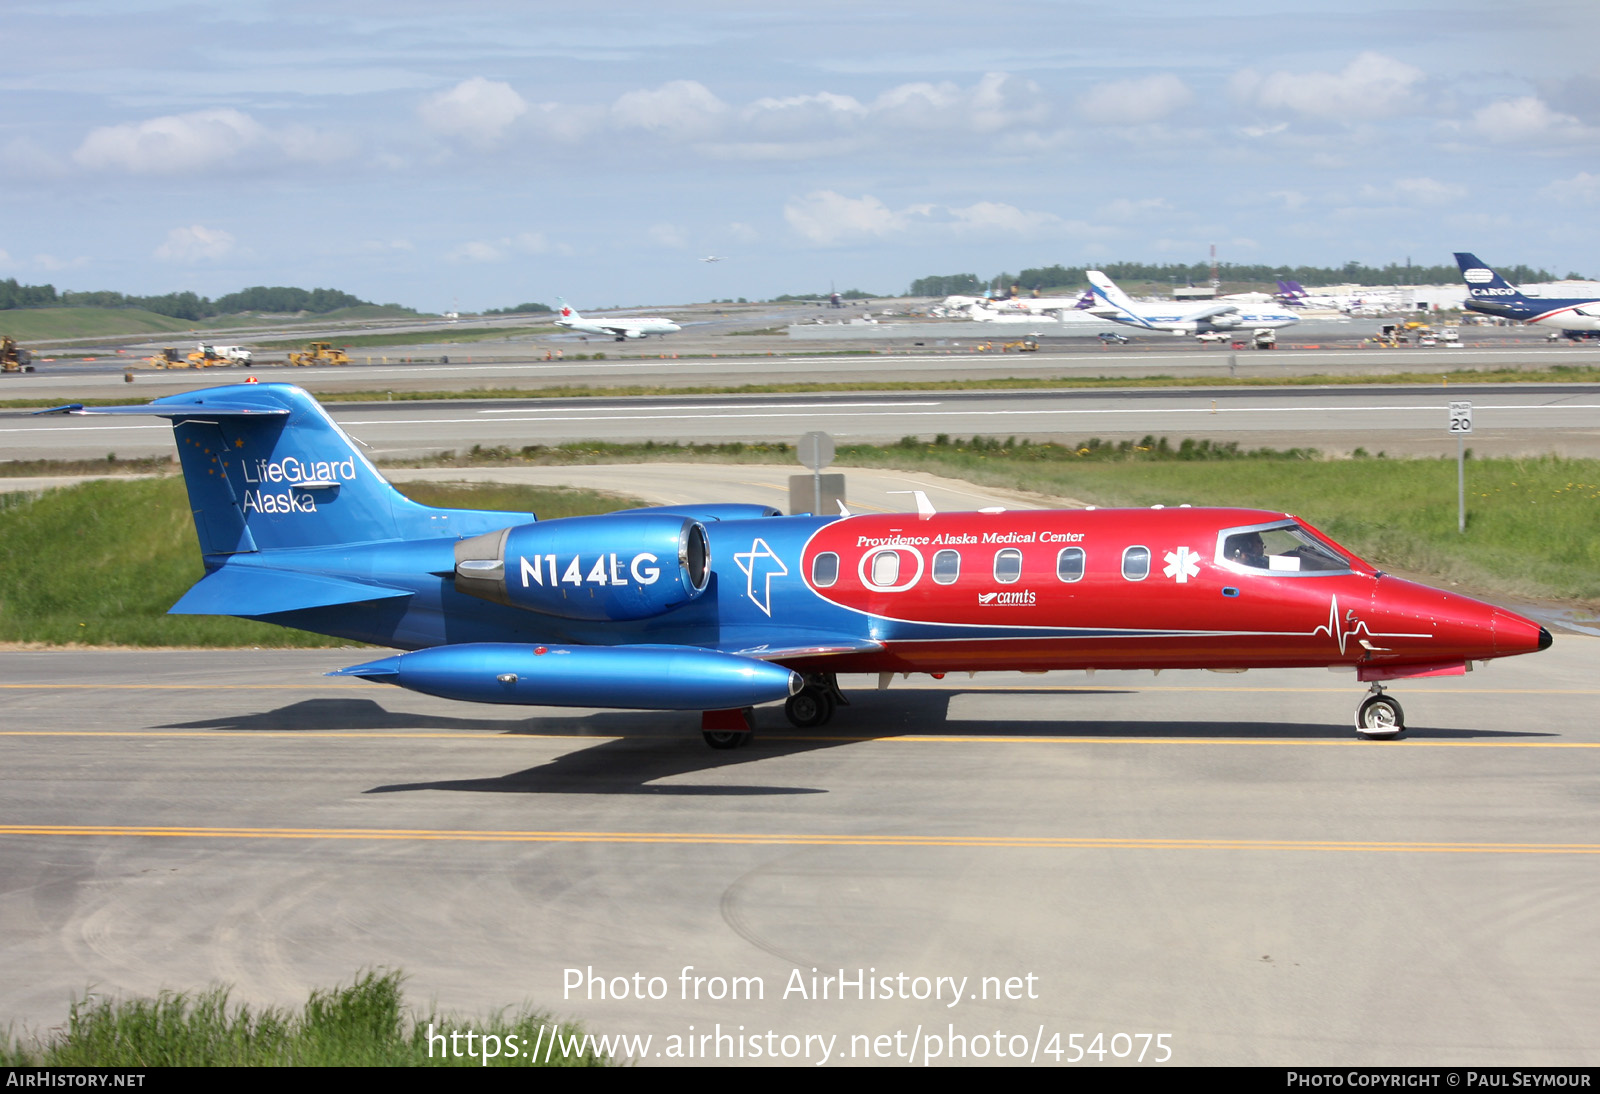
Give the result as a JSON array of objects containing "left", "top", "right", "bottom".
[
  {"left": 1086, "top": 271, "right": 1299, "bottom": 334},
  {"left": 554, "top": 299, "right": 682, "bottom": 341}
]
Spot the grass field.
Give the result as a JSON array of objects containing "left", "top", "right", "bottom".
[
  {"left": 0, "top": 970, "right": 607, "bottom": 1067},
  {"left": 0, "top": 478, "right": 642, "bottom": 646}
]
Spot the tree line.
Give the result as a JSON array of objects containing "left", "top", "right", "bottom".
[
  {"left": 911, "top": 260, "right": 1572, "bottom": 297},
  {"left": 0, "top": 279, "right": 399, "bottom": 320}
]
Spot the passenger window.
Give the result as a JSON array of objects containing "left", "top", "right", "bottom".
[
  {"left": 1122, "top": 545, "right": 1150, "bottom": 581},
  {"left": 994, "top": 548, "right": 1023, "bottom": 584},
  {"left": 811, "top": 552, "right": 839, "bottom": 587},
  {"left": 932, "top": 549, "right": 960, "bottom": 585},
  {"left": 870, "top": 550, "right": 901, "bottom": 587},
  {"left": 1056, "top": 547, "right": 1085, "bottom": 582}
]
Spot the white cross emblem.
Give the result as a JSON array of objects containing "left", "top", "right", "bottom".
[
  {"left": 1163, "top": 546, "right": 1201, "bottom": 583},
  {"left": 733, "top": 537, "right": 788, "bottom": 616}
]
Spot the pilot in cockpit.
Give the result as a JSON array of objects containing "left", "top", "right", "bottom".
[{"left": 1225, "top": 531, "right": 1268, "bottom": 569}]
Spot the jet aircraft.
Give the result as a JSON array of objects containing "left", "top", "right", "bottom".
[
  {"left": 1453, "top": 253, "right": 1600, "bottom": 335},
  {"left": 554, "top": 299, "right": 682, "bottom": 341},
  {"left": 1086, "top": 271, "right": 1300, "bottom": 334},
  {"left": 50, "top": 384, "right": 1550, "bottom": 747}
]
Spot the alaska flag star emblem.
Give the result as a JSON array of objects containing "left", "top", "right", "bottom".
[{"left": 733, "top": 538, "right": 788, "bottom": 616}]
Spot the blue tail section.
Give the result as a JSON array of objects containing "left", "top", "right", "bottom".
[
  {"left": 1454, "top": 253, "right": 1529, "bottom": 302},
  {"left": 69, "top": 383, "right": 531, "bottom": 555}
]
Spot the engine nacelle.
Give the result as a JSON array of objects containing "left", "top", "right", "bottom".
[{"left": 453, "top": 513, "right": 709, "bottom": 621}]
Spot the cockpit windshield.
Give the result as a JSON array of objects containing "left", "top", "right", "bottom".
[{"left": 1217, "top": 521, "right": 1350, "bottom": 575}]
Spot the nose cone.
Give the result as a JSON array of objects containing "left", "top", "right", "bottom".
[
  {"left": 1371, "top": 576, "right": 1550, "bottom": 664},
  {"left": 1493, "top": 610, "right": 1552, "bottom": 657}
]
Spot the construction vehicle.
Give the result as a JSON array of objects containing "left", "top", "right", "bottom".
[
  {"left": 1251, "top": 328, "right": 1277, "bottom": 350},
  {"left": 1, "top": 336, "right": 35, "bottom": 373},
  {"left": 185, "top": 343, "right": 233, "bottom": 368},
  {"left": 288, "top": 341, "right": 351, "bottom": 367},
  {"left": 1000, "top": 338, "right": 1039, "bottom": 353}
]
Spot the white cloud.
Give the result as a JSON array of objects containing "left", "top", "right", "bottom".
[
  {"left": 942, "top": 201, "right": 1062, "bottom": 234},
  {"left": 446, "top": 232, "right": 560, "bottom": 263},
  {"left": 1469, "top": 96, "right": 1592, "bottom": 144},
  {"left": 153, "top": 225, "right": 235, "bottom": 263},
  {"left": 1077, "top": 74, "right": 1192, "bottom": 125},
  {"left": 74, "top": 109, "right": 350, "bottom": 173},
  {"left": 784, "top": 191, "right": 1077, "bottom": 246},
  {"left": 419, "top": 77, "right": 528, "bottom": 147},
  {"left": 75, "top": 109, "right": 264, "bottom": 173},
  {"left": 784, "top": 191, "right": 905, "bottom": 245},
  {"left": 1232, "top": 52, "right": 1424, "bottom": 121},
  {"left": 1541, "top": 171, "right": 1600, "bottom": 203},
  {"left": 611, "top": 80, "right": 728, "bottom": 139},
  {"left": 871, "top": 72, "right": 1047, "bottom": 133},
  {"left": 1356, "top": 177, "right": 1465, "bottom": 206}
]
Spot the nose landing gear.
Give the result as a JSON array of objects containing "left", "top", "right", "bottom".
[{"left": 1355, "top": 683, "right": 1405, "bottom": 739}]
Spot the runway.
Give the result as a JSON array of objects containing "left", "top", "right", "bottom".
[
  {"left": 3, "top": 642, "right": 1596, "bottom": 1066},
  {"left": 12, "top": 337, "right": 1600, "bottom": 398},
  {"left": 8, "top": 382, "right": 1600, "bottom": 460}
]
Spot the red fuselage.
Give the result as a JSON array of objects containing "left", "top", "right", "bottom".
[{"left": 791, "top": 507, "right": 1546, "bottom": 678}]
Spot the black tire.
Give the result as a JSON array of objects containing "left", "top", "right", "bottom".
[
  {"left": 1356, "top": 695, "right": 1405, "bottom": 738},
  {"left": 784, "top": 689, "right": 834, "bottom": 728},
  {"left": 703, "top": 730, "right": 745, "bottom": 750}
]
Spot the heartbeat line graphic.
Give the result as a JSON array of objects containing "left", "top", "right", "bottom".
[{"left": 1311, "top": 595, "right": 1431, "bottom": 655}]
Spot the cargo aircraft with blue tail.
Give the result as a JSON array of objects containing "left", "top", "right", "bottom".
[
  {"left": 45, "top": 384, "right": 1550, "bottom": 747},
  {"left": 1454, "top": 253, "right": 1600, "bottom": 337}
]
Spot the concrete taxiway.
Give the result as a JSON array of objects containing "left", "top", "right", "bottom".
[{"left": 3, "top": 642, "right": 1596, "bottom": 1067}]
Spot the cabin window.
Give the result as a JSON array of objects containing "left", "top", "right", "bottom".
[
  {"left": 811, "top": 552, "right": 839, "bottom": 588},
  {"left": 1056, "top": 547, "right": 1085, "bottom": 582},
  {"left": 932, "top": 549, "right": 961, "bottom": 584},
  {"left": 994, "top": 548, "right": 1023, "bottom": 584},
  {"left": 1122, "top": 545, "right": 1150, "bottom": 581},
  {"left": 871, "top": 550, "right": 901, "bottom": 587}
]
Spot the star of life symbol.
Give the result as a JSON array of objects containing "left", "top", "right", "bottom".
[
  {"left": 1163, "top": 546, "right": 1201, "bottom": 583},
  {"left": 733, "top": 537, "right": 788, "bottom": 616}
]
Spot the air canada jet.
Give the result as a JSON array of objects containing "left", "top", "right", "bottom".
[
  {"left": 554, "top": 298, "right": 681, "bottom": 341},
  {"left": 1086, "top": 271, "right": 1300, "bottom": 334},
  {"left": 46, "top": 385, "right": 1550, "bottom": 747},
  {"left": 1453, "top": 253, "right": 1600, "bottom": 335}
]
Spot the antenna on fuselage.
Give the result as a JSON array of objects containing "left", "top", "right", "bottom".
[{"left": 888, "top": 490, "right": 936, "bottom": 519}]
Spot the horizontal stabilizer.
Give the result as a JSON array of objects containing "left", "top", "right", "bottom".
[
  {"left": 39, "top": 398, "right": 290, "bottom": 419},
  {"left": 170, "top": 566, "right": 412, "bottom": 618}
]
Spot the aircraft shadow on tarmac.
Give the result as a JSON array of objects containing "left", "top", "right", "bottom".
[{"left": 161, "top": 689, "right": 1553, "bottom": 797}]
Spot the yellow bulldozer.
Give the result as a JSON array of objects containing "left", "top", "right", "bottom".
[{"left": 288, "top": 341, "right": 351, "bottom": 367}]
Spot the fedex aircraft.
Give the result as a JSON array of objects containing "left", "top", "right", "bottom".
[
  {"left": 1086, "top": 271, "right": 1300, "bottom": 334},
  {"left": 554, "top": 298, "right": 682, "bottom": 341},
  {"left": 49, "top": 384, "right": 1549, "bottom": 746},
  {"left": 1454, "top": 253, "right": 1600, "bottom": 334}
]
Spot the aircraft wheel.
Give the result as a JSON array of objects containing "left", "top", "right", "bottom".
[
  {"left": 703, "top": 730, "right": 747, "bottom": 750},
  {"left": 1355, "top": 694, "right": 1405, "bottom": 739},
  {"left": 785, "top": 688, "right": 835, "bottom": 729}
]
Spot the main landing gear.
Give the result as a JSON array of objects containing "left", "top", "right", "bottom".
[
  {"left": 784, "top": 673, "right": 845, "bottom": 729},
  {"left": 1355, "top": 683, "right": 1405, "bottom": 739}
]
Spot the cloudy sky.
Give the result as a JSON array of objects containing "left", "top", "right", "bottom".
[{"left": 3, "top": 0, "right": 1598, "bottom": 311}]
